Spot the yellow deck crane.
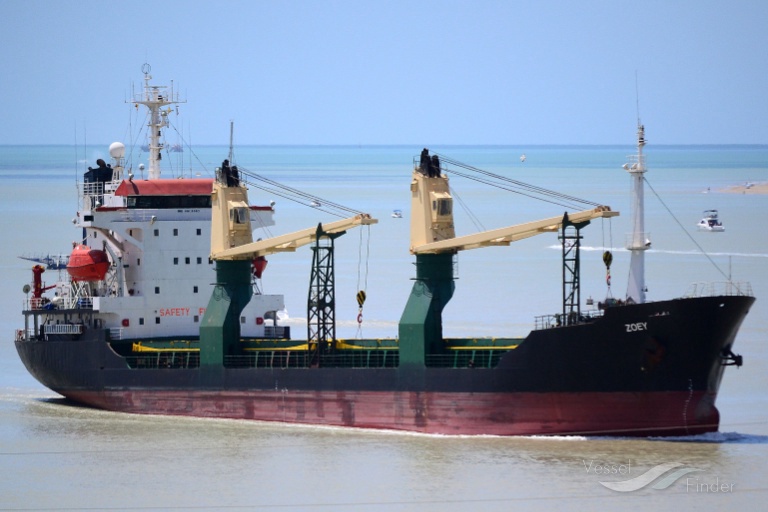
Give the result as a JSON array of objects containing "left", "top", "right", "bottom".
[
  {"left": 200, "top": 167, "right": 377, "bottom": 368},
  {"left": 399, "top": 150, "right": 618, "bottom": 367}
]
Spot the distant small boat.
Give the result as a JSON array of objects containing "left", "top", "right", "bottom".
[
  {"left": 391, "top": 209, "right": 403, "bottom": 219},
  {"left": 697, "top": 209, "right": 724, "bottom": 232}
]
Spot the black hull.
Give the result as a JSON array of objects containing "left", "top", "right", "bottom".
[{"left": 15, "top": 295, "right": 754, "bottom": 436}]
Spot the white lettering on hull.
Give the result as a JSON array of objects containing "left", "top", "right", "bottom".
[{"left": 625, "top": 322, "right": 647, "bottom": 332}]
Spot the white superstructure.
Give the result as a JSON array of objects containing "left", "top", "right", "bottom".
[{"left": 47, "top": 66, "right": 286, "bottom": 341}]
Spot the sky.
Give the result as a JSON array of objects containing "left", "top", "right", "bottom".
[{"left": 0, "top": 0, "right": 766, "bottom": 146}]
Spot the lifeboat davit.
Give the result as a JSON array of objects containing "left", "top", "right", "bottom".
[{"left": 67, "top": 245, "right": 109, "bottom": 282}]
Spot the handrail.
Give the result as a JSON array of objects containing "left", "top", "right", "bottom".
[{"left": 684, "top": 281, "right": 753, "bottom": 298}]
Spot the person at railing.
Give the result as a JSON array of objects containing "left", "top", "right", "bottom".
[
  {"left": 84, "top": 159, "right": 113, "bottom": 208},
  {"left": 219, "top": 159, "right": 240, "bottom": 187},
  {"left": 231, "top": 165, "right": 240, "bottom": 186},
  {"left": 220, "top": 159, "right": 234, "bottom": 187},
  {"left": 84, "top": 159, "right": 114, "bottom": 184}
]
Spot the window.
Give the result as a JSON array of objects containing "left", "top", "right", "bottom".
[
  {"left": 173, "top": 257, "right": 179, "bottom": 265},
  {"left": 154, "top": 287, "right": 160, "bottom": 294},
  {"left": 137, "top": 258, "right": 141, "bottom": 266},
  {"left": 196, "top": 228, "right": 202, "bottom": 236},
  {"left": 154, "top": 229, "right": 159, "bottom": 236},
  {"left": 240, "top": 316, "right": 246, "bottom": 324},
  {"left": 197, "top": 257, "right": 202, "bottom": 264},
  {"left": 230, "top": 207, "right": 248, "bottom": 224},
  {"left": 127, "top": 195, "right": 211, "bottom": 209},
  {"left": 193, "top": 286, "right": 198, "bottom": 293},
  {"left": 139, "top": 318, "right": 144, "bottom": 325},
  {"left": 155, "top": 317, "right": 160, "bottom": 324},
  {"left": 437, "top": 199, "right": 452, "bottom": 216},
  {"left": 173, "top": 228, "right": 178, "bottom": 236},
  {"left": 185, "top": 257, "right": 190, "bottom": 264},
  {"left": 194, "top": 315, "right": 199, "bottom": 323}
]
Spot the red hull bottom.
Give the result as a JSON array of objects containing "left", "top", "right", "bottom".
[{"left": 63, "top": 389, "right": 720, "bottom": 437}]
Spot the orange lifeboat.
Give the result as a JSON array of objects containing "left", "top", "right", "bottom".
[{"left": 66, "top": 244, "right": 109, "bottom": 282}]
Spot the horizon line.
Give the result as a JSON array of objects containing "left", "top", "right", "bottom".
[{"left": 2, "top": 143, "right": 767, "bottom": 148}]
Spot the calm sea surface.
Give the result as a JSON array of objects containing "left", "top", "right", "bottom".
[{"left": 1, "top": 144, "right": 767, "bottom": 511}]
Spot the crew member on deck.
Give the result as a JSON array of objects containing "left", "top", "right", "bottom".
[
  {"left": 419, "top": 148, "right": 440, "bottom": 178},
  {"left": 231, "top": 165, "right": 240, "bottom": 186},
  {"left": 84, "top": 159, "right": 113, "bottom": 184},
  {"left": 221, "top": 159, "right": 234, "bottom": 187},
  {"left": 84, "top": 159, "right": 113, "bottom": 208}
]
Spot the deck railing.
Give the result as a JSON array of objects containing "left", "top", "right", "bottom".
[
  {"left": 426, "top": 350, "right": 505, "bottom": 368},
  {"left": 44, "top": 324, "right": 84, "bottom": 335},
  {"left": 25, "top": 297, "right": 93, "bottom": 310},
  {"left": 684, "top": 281, "right": 753, "bottom": 298},
  {"left": 126, "top": 353, "right": 200, "bottom": 369},
  {"left": 123, "top": 347, "right": 511, "bottom": 370},
  {"left": 534, "top": 309, "right": 603, "bottom": 330}
]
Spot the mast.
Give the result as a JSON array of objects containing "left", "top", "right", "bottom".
[
  {"left": 132, "top": 63, "right": 183, "bottom": 179},
  {"left": 623, "top": 123, "right": 649, "bottom": 303},
  {"left": 228, "top": 120, "right": 234, "bottom": 163}
]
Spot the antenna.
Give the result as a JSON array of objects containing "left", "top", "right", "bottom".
[
  {"left": 228, "top": 120, "right": 235, "bottom": 163},
  {"left": 635, "top": 71, "right": 641, "bottom": 125},
  {"left": 74, "top": 121, "right": 78, "bottom": 184}
]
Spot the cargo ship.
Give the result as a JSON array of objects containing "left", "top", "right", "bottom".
[{"left": 15, "top": 68, "right": 754, "bottom": 436}]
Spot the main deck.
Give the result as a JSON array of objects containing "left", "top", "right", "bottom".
[{"left": 125, "top": 336, "right": 521, "bottom": 370}]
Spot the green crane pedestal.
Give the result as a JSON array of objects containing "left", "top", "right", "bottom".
[
  {"left": 398, "top": 253, "right": 455, "bottom": 367},
  {"left": 200, "top": 260, "right": 253, "bottom": 368}
]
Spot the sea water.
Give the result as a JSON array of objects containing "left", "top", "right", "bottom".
[{"left": 1, "top": 144, "right": 767, "bottom": 511}]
